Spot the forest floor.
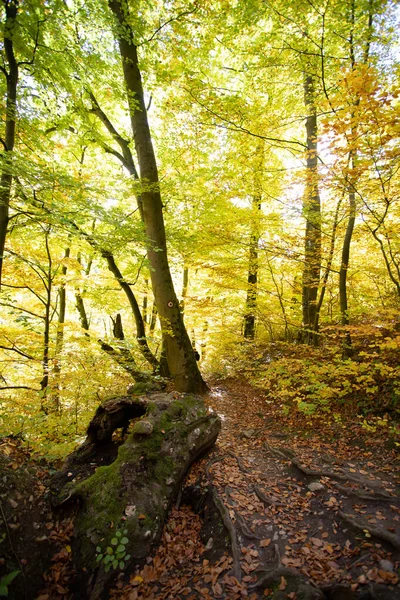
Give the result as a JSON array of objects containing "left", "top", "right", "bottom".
[{"left": 2, "top": 377, "right": 400, "bottom": 599}]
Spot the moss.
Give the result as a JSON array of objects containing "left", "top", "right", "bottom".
[
  {"left": 132, "top": 420, "right": 153, "bottom": 436},
  {"left": 75, "top": 463, "right": 125, "bottom": 530},
  {"left": 71, "top": 394, "right": 210, "bottom": 569},
  {"left": 154, "top": 456, "right": 174, "bottom": 482}
]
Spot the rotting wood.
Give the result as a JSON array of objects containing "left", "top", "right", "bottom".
[{"left": 50, "top": 392, "right": 221, "bottom": 599}]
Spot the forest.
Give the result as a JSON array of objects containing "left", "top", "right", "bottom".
[{"left": 0, "top": 0, "right": 399, "bottom": 598}]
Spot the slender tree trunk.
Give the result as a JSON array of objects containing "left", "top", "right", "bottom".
[
  {"left": 314, "top": 195, "right": 343, "bottom": 333},
  {"left": 201, "top": 321, "right": 208, "bottom": 361},
  {"left": 142, "top": 278, "right": 148, "bottom": 326},
  {"left": 149, "top": 303, "right": 157, "bottom": 333},
  {"left": 243, "top": 141, "right": 263, "bottom": 340},
  {"left": 266, "top": 256, "right": 289, "bottom": 340},
  {"left": 338, "top": 0, "right": 373, "bottom": 357},
  {"left": 108, "top": 0, "right": 206, "bottom": 393},
  {"left": 180, "top": 266, "right": 189, "bottom": 317},
  {"left": 0, "top": 0, "right": 18, "bottom": 288},
  {"left": 41, "top": 228, "right": 52, "bottom": 411},
  {"left": 340, "top": 151, "right": 356, "bottom": 356},
  {"left": 101, "top": 250, "right": 159, "bottom": 371},
  {"left": 75, "top": 291, "right": 90, "bottom": 332},
  {"left": 301, "top": 74, "right": 321, "bottom": 345},
  {"left": 243, "top": 197, "right": 260, "bottom": 339},
  {"left": 52, "top": 247, "right": 70, "bottom": 411}
]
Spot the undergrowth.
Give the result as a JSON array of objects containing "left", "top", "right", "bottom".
[{"left": 215, "top": 321, "right": 400, "bottom": 440}]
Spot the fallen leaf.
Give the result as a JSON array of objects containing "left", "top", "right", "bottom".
[{"left": 279, "top": 576, "right": 287, "bottom": 591}]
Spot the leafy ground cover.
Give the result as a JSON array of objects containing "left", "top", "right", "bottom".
[
  {"left": 1, "top": 373, "right": 399, "bottom": 599},
  {"left": 110, "top": 375, "right": 399, "bottom": 599}
]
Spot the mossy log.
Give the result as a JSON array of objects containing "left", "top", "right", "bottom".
[{"left": 50, "top": 392, "right": 221, "bottom": 599}]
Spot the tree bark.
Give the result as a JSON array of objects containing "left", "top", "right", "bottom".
[
  {"left": 301, "top": 74, "right": 321, "bottom": 345},
  {"left": 40, "top": 227, "right": 52, "bottom": 410},
  {"left": 0, "top": 0, "right": 19, "bottom": 288},
  {"left": 340, "top": 151, "right": 356, "bottom": 356},
  {"left": 108, "top": 0, "right": 207, "bottom": 394},
  {"left": 243, "top": 197, "right": 261, "bottom": 340},
  {"left": 101, "top": 249, "right": 159, "bottom": 371},
  {"left": 180, "top": 265, "right": 189, "bottom": 317},
  {"left": 52, "top": 246, "right": 70, "bottom": 411},
  {"left": 243, "top": 142, "right": 263, "bottom": 340}
]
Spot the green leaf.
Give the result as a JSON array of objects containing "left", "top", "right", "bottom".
[
  {"left": 106, "top": 547, "right": 113, "bottom": 555},
  {"left": 111, "top": 537, "right": 118, "bottom": 546},
  {"left": 119, "top": 561, "right": 125, "bottom": 569},
  {"left": 96, "top": 554, "right": 103, "bottom": 562},
  {"left": 112, "top": 559, "right": 118, "bottom": 569},
  {"left": 0, "top": 585, "right": 8, "bottom": 597},
  {"left": 120, "top": 537, "right": 128, "bottom": 545},
  {"left": 104, "top": 564, "right": 110, "bottom": 573},
  {"left": 116, "top": 530, "right": 122, "bottom": 537},
  {"left": 124, "top": 554, "right": 131, "bottom": 561},
  {"left": 103, "top": 555, "right": 111, "bottom": 564},
  {"left": 123, "top": 529, "right": 128, "bottom": 535},
  {"left": 116, "top": 544, "right": 125, "bottom": 554},
  {"left": 96, "top": 546, "right": 101, "bottom": 553},
  {"left": 1, "top": 572, "right": 20, "bottom": 586}
]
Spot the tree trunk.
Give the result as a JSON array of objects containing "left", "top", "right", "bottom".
[
  {"left": 301, "top": 74, "right": 321, "bottom": 345},
  {"left": 243, "top": 142, "right": 263, "bottom": 340},
  {"left": 40, "top": 228, "right": 53, "bottom": 411},
  {"left": 314, "top": 195, "right": 343, "bottom": 334},
  {"left": 100, "top": 249, "right": 159, "bottom": 371},
  {"left": 108, "top": 0, "right": 207, "bottom": 394},
  {"left": 142, "top": 278, "right": 149, "bottom": 325},
  {"left": 340, "top": 151, "right": 356, "bottom": 357},
  {"left": 50, "top": 392, "right": 220, "bottom": 599},
  {"left": 243, "top": 198, "right": 260, "bottom": 340},
  {"left": 180, "top": 265, "right": 189, "bottom": 317},
  {"left": 0, "top": 0, "right": 19, "bottom": 289},
  {"left": 52, "top": 246, "right": 70, "bottom": 411},
  {"left": 149, "top": 302, "right": 157, "bottom": 333}
]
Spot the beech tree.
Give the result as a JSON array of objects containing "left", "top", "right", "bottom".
[{"left": 107, "top": 0, "right": 206, "bottom": 393}]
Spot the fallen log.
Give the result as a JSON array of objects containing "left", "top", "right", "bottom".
[{"left": 50, "top": 391, "right": 221, "bottom": 599}]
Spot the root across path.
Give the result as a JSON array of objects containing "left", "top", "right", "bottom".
[{"left": 112, "top": 378, "right": 400, "bottom": 600}]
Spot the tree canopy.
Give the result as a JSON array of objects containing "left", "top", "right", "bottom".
[{"left": 0, "top": 0, "right": 399, "bottom": 453}]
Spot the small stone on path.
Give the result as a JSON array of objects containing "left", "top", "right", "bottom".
[{"left": 308, "top": 481, "right": 325, "bottom": 492}]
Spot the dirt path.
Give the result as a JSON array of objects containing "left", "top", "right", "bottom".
[
  {"left": 113, "top": 378, "right": 400, "bottom": 600},
  {"left": 3, "top": 379, "right": 398, "bottom": 599}
]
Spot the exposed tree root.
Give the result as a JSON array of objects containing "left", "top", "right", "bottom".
[
  {"left": 253, "top": 484, "right": 285, "bottom": 508},
  {"left": 263, "top": 441, "right": 293, "bottom": 460},
  {"left": 249, "top": 566, "right": 324, "bottom": 598},
  {"left": 228, "top": 451, "right": 252, "bottom": 474},
  {"left": 290, "top": 455, "right": 387, "bottom": 492},
  {"left": 335, "top": 483, "right": 394, "bottom": 501},
  {"left": 205, "top": 453, "right": 227, "bottom": 479},
  {"left": 211, "top": 488, "right": 242, "bottom": 581},
  {"left": 339, "top": 511, "right": 400, "bottom": 549},
  {"left": 235, "top": 513, "right": 261, "bottom": 540}
]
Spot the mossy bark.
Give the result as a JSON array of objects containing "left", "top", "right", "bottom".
[{"left": 50, "top": 392, "right": 221, "bottom": 599}]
